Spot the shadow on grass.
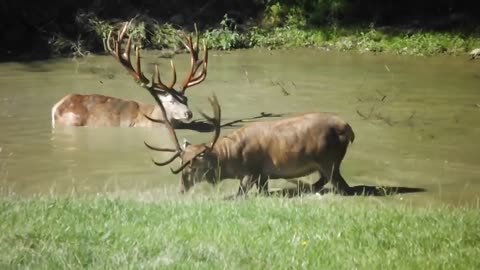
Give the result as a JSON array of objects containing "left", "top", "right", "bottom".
[
  {"left": 270, "top": 184, "right": 426, "bottom": 198},
  {"left": 176, "top": 112, "right": 285, "bottom": 132}
]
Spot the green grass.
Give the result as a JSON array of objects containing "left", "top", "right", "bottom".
[
  {"left": 1, "top": 196, "right": 479, "bottom": 269},
  {"left": 242, "top": 26, "right": 480, "bottom": 56},
  {"left": 62, "top": 13, "right": 480, "bottom": 58}
]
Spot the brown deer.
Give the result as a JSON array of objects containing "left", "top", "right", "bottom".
[
  {"left": 144, "top": 92, "right": 356, "bottom": 197},
  {"left": 51, "top": 21, "right": 208, "bottom": 128}
]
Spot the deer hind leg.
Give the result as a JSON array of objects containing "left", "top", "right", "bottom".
[
  {"left": 322, "top": 140, "right": 352, "bottom": 195},
  {"left": 330, "top": 164, "right": 351, "bottom": 195},
  {"left": 319, "top": 162, "right": 351, "bottom": 195}
]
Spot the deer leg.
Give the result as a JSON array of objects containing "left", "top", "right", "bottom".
[
  {"left": 236, "top": 175, "right": 255, "bottom": 197},
  {"left": 256, "top": 175, "right": 269, "bottom": 195},
  {"left": 312, "top": 172, "right": 329, "bottom": 192},
  {"left": 330, "top": 166, "right": 351, "bottom": 195}
]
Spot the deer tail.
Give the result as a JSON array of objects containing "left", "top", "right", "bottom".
[
  {"left": 337, "top": 122, "right": 355, "bottom": 145},
  {"left": 345, "top": 123, "right": 355, "bottom": 144}
]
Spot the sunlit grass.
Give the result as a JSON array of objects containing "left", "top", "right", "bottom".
[
  {"left": 244, "top": 26, "right": 480, "bottom": 56},
  {"left": 61, "top": 12, "right": 480, "bottom": 58},
  {"left": 1, "top": 196, "right": 479, "bottom": 269}
]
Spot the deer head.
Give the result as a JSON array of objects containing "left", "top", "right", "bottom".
[
  {"left": 106, "top": 20, "right": 208, "bottom": 124},
  {"left": 144, "top": 95, "right": 222, "bottom": 192}
]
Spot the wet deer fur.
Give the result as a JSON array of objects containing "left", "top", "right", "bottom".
[{"left": 52, "top": 21, "right": 208, "bottom": 128}]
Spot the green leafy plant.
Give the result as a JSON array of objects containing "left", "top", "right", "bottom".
[
  {"left": 151, "top": 23, "right": 180, "bottom": 50},
  {"left": 75, "top": 12, "right": 114, "bottom": 50},
  {"left": 204, "top": 14, "right": 245, "bottom": 50}
]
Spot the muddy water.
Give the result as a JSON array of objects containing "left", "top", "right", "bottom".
[{"left": 0, "top": 49, "right": 479, "bottom": 206}]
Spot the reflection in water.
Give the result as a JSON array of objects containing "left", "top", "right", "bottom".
[{"left": 0, "top": 49, "right": 479, "bottom": 206}]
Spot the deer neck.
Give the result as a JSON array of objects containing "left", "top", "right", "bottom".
[
  {"left": 139, "top": 104, "right": 166, "bottom": 127},
  {"left": 209, "top": 136, "right": 243, "bottom": 179}
]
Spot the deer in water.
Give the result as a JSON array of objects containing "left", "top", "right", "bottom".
[
  {"left": 144, "top": 92, "right": 355, "bottom": 196},
  {"left": 51, "top": 21, "right": 208, "bottom": 128}
]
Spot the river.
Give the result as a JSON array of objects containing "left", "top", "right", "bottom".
[{"left": 0, "top": 49, "right": 479, "bottom": 206}]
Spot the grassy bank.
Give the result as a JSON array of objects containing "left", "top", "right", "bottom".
[
  {"left": 226, "top": 25, "right": 480, "bottom": 56},
  {"left": 47, "top": 14, "right": 480, "bottom": 63},
  {"left": 53, "top": 13, "right": 480, "bottom": 59},
  {"left": 4, "top": 1, "right": 480, "bottom": 60},
  {"left": 1, "top": 196, "right": 479, "bottom": 269}
]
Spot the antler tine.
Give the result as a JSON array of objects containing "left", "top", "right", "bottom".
[
  {"left": 151, "top": 153, "right": 180, "bottom": 166},
  {"left": 142, "top": 112, "right": 165, "bottom": 124},
  {"left": 194, "top": 23, "right": 200, "bottom": 52},
  {"left": 144, "top": 141, "right": 176, "bottom": 152},
  {"left": 180, "top": 35, "right": 196, "bottom": 87},
  {"left": 107, "top": 21, "right": 152, "bottom": 87},
  {"left": 134, "top": 46, "right": 150, "bottom": 84},
  {"left": 105, "top": 20, "right": 129, "bottom": 53},
  {"left": 170, "top": 160, "right": 192, "bottom": 174},
  {"left": 199, "top": 94, "right": 221, "bottom": 149},
  {"left": 209, "top": 95, "right": 221, "bottom": 149},
  {"left": 179, "top": 25, "right": 208, "bottom": 94},
  {"left": 167, "top": 60, "right": 177, "bottom": 89},
  {"left": 186, "top": 41, "right": 208, "bottom": 88},
  {"left": 107, "top": 20, "right": 175, "bottom": 94},
  {"left": 118, "top": 20, "right": 131, "bottom": 40},
  {"left": 180, "top": 31, "right": 194, "bottom": 54},
  {"left": 149, "top": 62, "right": 177, "bottom": 92},
  {"left": 106, "top": 30, "right": 114, "bottom": 52},
  {"left": 149, "top": 64, "right": 170, "bottom": 92}
]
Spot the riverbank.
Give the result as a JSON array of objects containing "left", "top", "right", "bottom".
[
  {"left": 34, "top": 16, "right": 480, "bottom": 60},
  {"left": 214, "top": 24, "right": 480, "bottom": 56},
  {"left": 1, "top": 196, "right": 479, "bottom": 269},
  {"left": 3, "top": 1, "right": 480, "bottom": 61},
  {"left": 5, "top": 12, "right": 480, "bottom": 62}
]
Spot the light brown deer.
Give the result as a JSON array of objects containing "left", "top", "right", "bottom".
[
  {"left": 51, "top": 21, "right": 208, "bottom": 128},
  {"left": 144, "top": 93, "right": 356, "bottom": 197}
]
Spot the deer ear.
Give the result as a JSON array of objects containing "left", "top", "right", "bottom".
[{"left": 182, "top": 139, "right": 191, "bottom": 150}]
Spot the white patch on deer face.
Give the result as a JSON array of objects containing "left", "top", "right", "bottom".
[{"left": 157, "top": 93, "right": 193, "bottom": 123}]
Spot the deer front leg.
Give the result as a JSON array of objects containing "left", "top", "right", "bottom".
[
  {"left": 312, "top": 173, "right": 329, "bottom": 192},
  {"left": 236, "top": 175, "right": 256, "bottom": 197},
  {"left": 256, "top": 175, "right": 269, "bottom": 195}
]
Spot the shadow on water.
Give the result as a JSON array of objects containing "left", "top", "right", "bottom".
[
  {"left": 270, "top": 183, "right": 426, "bottom": 198},
  {"left": 176, "top": 112, "right": 286, "bottom": 132}
]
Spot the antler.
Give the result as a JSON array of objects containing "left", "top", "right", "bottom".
[
  {"left": 199, "top": 94, "right": 221, "bottom": 150},
  {"left": 143, "top": 89, "right": 185, "bottom": 173},
  {"left": 179, "top": 24, "right": 209, "bottom": 94},
  {"left": 106, "top": 21, "right": 177, "bottom": 93},
  {"left": 106, "top": 21, "right": 208, "bottom": 96},
  {"left": 144, "top": 94, "right": 222, "bottom": 174}
]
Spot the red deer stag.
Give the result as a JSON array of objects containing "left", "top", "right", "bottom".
[
  {"left": 144, "top": 93, "right": 355, "bottom": 197},
  {"left": 51, "top": 21, "right": 208, "bottom": 128}
]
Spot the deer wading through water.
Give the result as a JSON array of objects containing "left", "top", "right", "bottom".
[
  {"left": 51, "top": 21, "right": 208, "bottom": 128},
  {"left": 144, "top": 92, "right": 356, "bottom": 196}
]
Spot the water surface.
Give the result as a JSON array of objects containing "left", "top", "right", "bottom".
[{"left": 0, "top": 49, "right": 479, "bottom": 206}]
